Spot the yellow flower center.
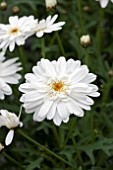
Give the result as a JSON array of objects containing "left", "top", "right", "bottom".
[
  {"left": 10, "top": 28, "right": 18, "bottom": 34},
  {"left": 52, "top": 82, "right": 63, "bottom": 92}
]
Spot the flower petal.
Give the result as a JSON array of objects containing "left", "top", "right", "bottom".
[{"left": 5, "top": 129, "right": 14, "bottom": 146}]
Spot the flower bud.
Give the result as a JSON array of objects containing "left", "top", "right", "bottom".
[
  {"left": 80, "top": 34, "right": 91, "bottom": 48},
  {"left": 45, "top": 0, "right": 57, "bottom": 9},
  {"left": 108, "top": 70, "right": 113, "bottom": 76},
  {"left": 12, "top": 6, "right": 20, "bottom": 14},
  {"left": 0, "top": 1, "right": 7, "bottom": 10},
  {"left": 0, "top": 143, "right": 4, "bottom": 151},
  {"left": 83, "top": 6, "right": 90, "bottom": 12}
]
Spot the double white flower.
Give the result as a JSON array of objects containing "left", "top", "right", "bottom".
[
  {"left": 0, "top": 110, "right": 23, "bottom": 146},
  {"left": 95, "top": 0, "right": 113, "bottom": 8},
  {"left": 0, "top": 52, "right": 22, "bottom": 100},
  {"left": 19, "top": 57, "right": 100, "bottom": 126},
  {"left": 0, "top": 15, "right": 65, "bottom": 52}
]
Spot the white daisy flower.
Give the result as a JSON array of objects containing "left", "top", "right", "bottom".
[
  {"left": 0, "top": 15, "right": 37, "bottom": 52},
  {"left": 0, "top": 109, "right": 23, "bottom": 146},
  {"left": 45, "top": 0, "right": 57, "bottom": 9},
  {"left": 95, "top": 0, "right": 113, "bottom": 8},
  {"left": 34, "top": 14, "right": 65, "bottom": 38},
  {"left": 19, "top": 57, "right": 100, "bottom": 126},
  {"left": 0, "top": 143, "right": 4, "bottom": 151},
  {"left": 0, "top": 52, "right": 22, "bottom": 100}
]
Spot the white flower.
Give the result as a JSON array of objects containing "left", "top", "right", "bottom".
[
  {"left": 95, "top": 0, "right": 113, "bottom": 8},
  {"left": 0, "top": 15, "right": 37, "bottom": 52},
  {"left": 80, "top": 34, "right": 91, "bottom": 47},
  {"left": 34, "top": 14, "right": 65, "bottom": 38},
  {"left": 0, "top": 109, "right": 23, "bottom": 145},
  {"left": 19, "top": 57, "right": 100, "bottom": 126},
  {"left": 45, "top": 0, "right": 57, "bottom": 8},
  {"left": 0, "top": 143, "right": 4, "bottom": 151},
  {"left": 0, "top": 52, "right": 22, "bottom": 100}
]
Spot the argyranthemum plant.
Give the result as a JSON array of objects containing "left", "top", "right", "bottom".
[
  {"left": 0, "top": 52, "right": 22, "bottom": 100},
  {"left": 19, "top": 57, "right": 100, "bottom": 126},
  {"left": 95, "top": 0, "right": 113, "bottom": 8},
  {"left": 0, "top": 109, "right": 23, "bottom": 146},
  {"left": 0, "top": 15, "right": 37, "bottom": 52}
]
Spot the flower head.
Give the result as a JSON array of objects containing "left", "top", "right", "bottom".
[
  {"left": 34, "top": 14, "right": 65, "bottom": 38},
  {"left": 19, "top": 57, "right": 100, "bottom": 126},
  {"left": 0, "top": 15, "right": 37, "bottom": 52},
  {"left": 0, "top": 52, "right": 22, "bottom": 100},
  {"left": 80, "top": 34, "right": 91, "bottom": 48},
  {"left": 45, "top": 0, "right": 57, "bottom": 9},
  {"left": 0, "top": 109, "right": 23, "bottom": 145},
  {"left": 95, "top": 0, "right": 113, "bottom": 8}
]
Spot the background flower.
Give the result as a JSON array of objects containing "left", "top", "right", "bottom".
[
  {"left": 34, "top": 15, "right": 65, "bottom": 38},
  {"left": 19, "top": 57, "right": 99, "bottom": 126},
  {"left": 0, "top": 15, "right": 37, "bottom": 52}
]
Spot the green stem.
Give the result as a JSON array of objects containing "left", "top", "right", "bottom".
[
  {"left": 69, "top": 120, "right": 84, "bottom": 167},
  {"left": 41, "top": 37, "right": 46, "bottom": 58},
  {"left": 96, "top": 9, "right": 104, "bottom": 70},
  {"left": 77, "top": 0, "right": 84, "bottom": 34},
  {"left": 90, "top": 111, "right": 94, "bottom": 143},
  {"left": 85, "top": 48, "right": 89, "bottom": 66},
  {"left": 18, "top": 46, "right": 27, "bottom": 73},
  {"left": 51, "top": 124, "right": 61, "bottom": 147},
  {"left": 55, "top": 32, "right": 66, "bottom": 56},
  {"left": 18, "top": 129, "right": 74, "bottom": 168},
  {"left": 100, "top": 79, "right": 112, "bottom": 114},
  {"left": 2, "top": 152, "right": 23, "bottom": 168}
]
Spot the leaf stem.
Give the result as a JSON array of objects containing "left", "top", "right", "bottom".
[
  {"left": 41, "top": 37, "right": 46, "bottom": 58},
  {"left": 55, "top": 32, "right": 66, "bottom": 56},
  {"left": 18, "top": 129, "right": 75, "bottom": 168}
]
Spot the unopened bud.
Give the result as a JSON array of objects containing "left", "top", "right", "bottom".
[
  {"left": 83, "top": 6, "right": 90, "bottom": 12},
  {"left": 45, "top": 0, "right": 57, "bottom": 9},
  {"left": 12, "top": 6, "right": 20, "bottom": 14},
  {"left": 0, "top": 143, "right": 4, "bottom": 151},
  {"left": 0, "top": 1, "right": 7, "bottom": 10},
  {"left": 108, "top": 70, "right": 113, "bottom": 76},
  {"left": 80, "top": 34, "right": 91, "bottom": 48}
]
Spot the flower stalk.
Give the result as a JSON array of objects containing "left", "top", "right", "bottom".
[{"left": 18, "top": 129, "right": 75, "bottom": 168}]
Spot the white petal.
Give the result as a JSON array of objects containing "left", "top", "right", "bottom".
[
  {"left": 56, "top": 57, "right": 66, "bottom": 74},
  {"left": 36, "top": 31, "right": 44, "bottom": 38},
  {"left": 9, "top": 41, "right": 15, "bottom": 52},
  {"left": 57, "top": 102, "right": 69, "bottom": 119},
  {"left": 100, "top": 0, "right": 109, "bottom": 8},
  {"left": 53, "top": 110, "right": 62, "bottom": 126},
  {"left": 5, "top": 129, "right": 14, "bottom": 146},
  {"left": 37, "top": 100, "right": 53, "bottom": 118},
  {"left": 47, "top": 102, "right": 57, "bottom": 120}
]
